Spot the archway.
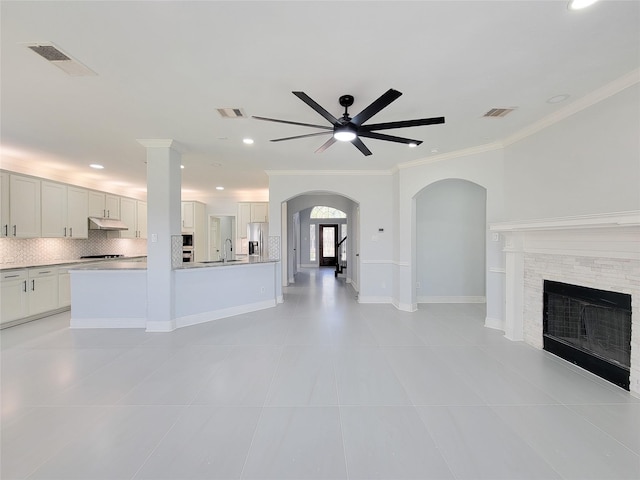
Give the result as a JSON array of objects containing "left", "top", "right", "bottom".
[
  {"left": 283, "top": 192, "right": 360, "bottom": 289},
  {"left": 414, "top": 179, "right": 487, "bottom": 304}
]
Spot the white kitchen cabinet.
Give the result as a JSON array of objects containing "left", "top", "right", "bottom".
[
  {"left": 181, "top": 201, "right": 206, "bottom": 261},
  {"left": 8, "top": 174, "right": 41, "bottom": 238},
  {"left": 88, "top": 191, "right": 120, "bottom": 219},
  {"left": 28, "top": 267, "right": 59, "bottom": 316},
  {"left": 58, "top": 268, "right": 71, "bottom": 308},
  {"left": 1, "top": 269, "right": 28, "bottom": 325},
  {"left": 110, "top": 197, "right": 145, "bottom": 239},
  {"left": 182, "top": 201, "right": 195, "bottom": 230},
  {"left": 251, "top": 202, "right": 269, "bottom": 223},
  {"left": 41, "top": 182, "right": 88, "bottom": 238},
  {"left": 0, "top": 172, "right": 9, "bottom": 237}
]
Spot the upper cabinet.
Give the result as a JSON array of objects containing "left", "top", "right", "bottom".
[
  {"left": 8, "top": 174, "right": 41, "bottom": 238},
  {"left": 111, "top": 198, "right": 146, "bottom": 239},
  {"left": 0, "top": 172, "right": 9, "bottom": 237},
  {"left": 41, "top": 182, "right": 89, "bottom": 239},
  {"left": 88, "top": 191, "right": 120, "bottom": 219},
  {"left": 238, "top": 202, "right": 268, "bottom": 238}
]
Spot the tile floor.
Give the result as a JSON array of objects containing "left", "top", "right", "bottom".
[{"left": 1, "top": 267, "right": 639, "bottom": 479}]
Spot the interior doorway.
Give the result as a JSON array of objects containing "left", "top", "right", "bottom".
[{"left": 319, "top": 224, "right": 338, "bottom": 267}]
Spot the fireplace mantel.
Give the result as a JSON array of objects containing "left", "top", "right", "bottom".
[{"left": 489, "top": 210, "right": 640, "bottom": 396}]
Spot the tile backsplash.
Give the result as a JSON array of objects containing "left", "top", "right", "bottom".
[{"left": 0, "top": 230, "right": 147, "bottom": 265}]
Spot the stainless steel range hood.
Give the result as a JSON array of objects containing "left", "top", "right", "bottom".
[{"left": 88, "top": 217, "right": 129, "bottom": 231}]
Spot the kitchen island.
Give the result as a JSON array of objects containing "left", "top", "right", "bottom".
[{"left": 69, "top": 258, "right": 282, "bottom": 331}]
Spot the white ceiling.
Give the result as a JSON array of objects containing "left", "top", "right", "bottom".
[{"left": 1, "top": 1, "right": 639, "bottom": 200}]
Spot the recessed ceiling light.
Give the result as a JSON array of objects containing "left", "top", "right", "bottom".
[
  {"left": 211, "top": 162, "right": 223, "bottom": 167},
  {"left": 180, "top": 164, "right": 185, "bottom": 169},
  {"left": 243, "top": 138, "right": 254, "bottom": 145},
  {"left": 89, "top": 164, "right": 104, "bottom": 169},
  {"left": 408, "top": 143, "right": 418, "bottom": 148},
  {"left": 216, "top": 186, "right": 224, "bottom": 191},
  {"left": 568, "top": 0, "right": 599, "bottom": 10},
  {"left": 547, "top": 94, "right": 570, "bottom": 104}
]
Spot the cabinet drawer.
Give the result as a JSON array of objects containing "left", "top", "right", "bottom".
[{"left": 2, "top": 270, "right": 27, "bottom": 281}]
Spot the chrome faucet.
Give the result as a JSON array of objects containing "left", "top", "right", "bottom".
[{"left": 223, "top": 238, "right": 233, "bottom": 262}]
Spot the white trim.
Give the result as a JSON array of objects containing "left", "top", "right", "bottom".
[
  {"left": 70, "top": 317, "right": 146, "bottom": 329},
  {"left": 277, "top": 295, "right": 284, "bottom": 304},
  {"left": 489, "top": 267, "right": 506, "bottom": 274},
  {"left": 175, "top": 299, "right": 276, "bottom": 329},
  {"left": 485, "top": 316, "right": 505, "bottom": 331},
  {"left": 136, "top": 139, "right": 185, "bottom": 151},
  {"left": 490, "top": 211, "right": 640, "bottom": 232},
  {"left": 398, "top": 142, "right": 503, "bottom": 170},
  {"left": 395, "top": 301, "right": 417, "bottom": 312},
  {"left": 265, "top": 170, "right": 392, "bottom": 176},
  {"left": 358, "top": 295, "right": 393, "bottom": 304},
  {"left": 349, "top": 280, "right": 359, "bottom": 293},
  {"left": 502, "top": 68, "right": 640, "bottom": 147},
  {"left": 300, "top": 263, "right": 317, "bottom": 268},
  {"left": 418, "top": 296, "right": 486, "bottom": 304},
  {"left": 146, "top": 320, "right": 176, "bottom": 333}
]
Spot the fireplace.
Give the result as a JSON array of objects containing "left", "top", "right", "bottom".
[{"left": 543, "top": 280, "right": 632, "bottom": 390}]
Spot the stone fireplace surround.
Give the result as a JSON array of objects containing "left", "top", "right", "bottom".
[{"left": 491, "top": 211, "right": 640, "bottom": 397}]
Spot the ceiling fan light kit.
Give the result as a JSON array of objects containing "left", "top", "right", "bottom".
[{"left": 252, "top": 89, "right": 445, "bottom": 156}]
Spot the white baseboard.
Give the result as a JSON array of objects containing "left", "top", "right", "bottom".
[
  {"left": 394, "top": 301, "right": 417, "bottom": 312},
  {"left": 358, "top": 295, "right": 393, "bottom": 304},
  {"left": 418, "top": 296, "right": 486, "bottom": 304},
  {"left": 175, "top": 299, "right": 277, "bottom": 329},
  {"left": 277, "top": 295, "right": 284, "bottom": 304},
  {"left": 301, "top": 263, "right": 317, "bottom": 268},
  {"left": 70, "top": 317, "right": 146, "bottom": 329},
  {"left": 484, "top": 316, "right": 505, "bottom": 331}
]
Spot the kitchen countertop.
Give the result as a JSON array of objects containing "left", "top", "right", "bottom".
[
  {"left": 0, "top": 256, "right": 147, "bottom": 271},
  {"left": 68, "top": 256, "right": 278, "bottom": 271}
]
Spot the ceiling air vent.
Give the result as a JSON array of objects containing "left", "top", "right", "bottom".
[
  {"left": 483, "top": 107, "right": 517, "bottom": 118},
  {"left": 26, "top": 42, "right": 96, "bottom": 76},
  {"left": 217, "top": 108, "right": 246, "bottom": 119}
]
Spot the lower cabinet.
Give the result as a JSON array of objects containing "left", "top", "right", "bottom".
[
  {"left": 1, "top": 267, "right": 61, "bottom": 327},
  {"left": 58, "top": 269, "right": 71, "bottom": 308}
]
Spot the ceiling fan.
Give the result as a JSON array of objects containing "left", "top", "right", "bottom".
[{"left": 252, "top": 89, "right": 444, "bottom": 156}]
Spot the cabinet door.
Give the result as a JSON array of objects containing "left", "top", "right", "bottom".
[
  {"left": 58, "top": 271, "right": 71, "bottom": 307},
  {"left": 105, "top": 195, "right": 120, "bottom": 219},
  {"left": 1, "top": 270, "right": 28, "bottom": 324},
  {"left": 0, "top": 172, "right": 9, "bottom": 237},
  {"left": 88, "top": 191, "right": 106, "bottom": 217},
  {"left": 182, "top": 202, "right": 194, "bottom": 230},
  {"left": 41, "top": 181, "right": 67, "bottom": 238},
  {"left": 118, "top": 197, "right": 137, "bottom": 238},
  {"left": 67, "top": 187, "right": 88, "bottom": 238},
  {"left": 28, "top": 269, "right": 58, "bottom": 316},
  {"left": 9, "top": 175, "right": 41, "bottom": 238},
  {"left": 251, "top": 203, "right": 268, "bottom": 223},
  {"left": 137, "top": 201, "right": 147, "bottom": 239},
  {"left": 238, "top": 203, "right": 251, "bottom": 238}
]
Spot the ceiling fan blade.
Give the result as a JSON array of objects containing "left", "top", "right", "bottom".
[
  {"left": 361, "top": 116, "right": 445, "bottom": 131},
  {"left": 292, "top": 91, "right": 340, "bottom": 125},
  {"left": 358, "top": 131, "right": 423, "bottom": 145},
  {"left": 315, "top": 137, "right": 337, "bottom": 153},
  {"left": 252, "top": 116, "right": 332, "bottom": 130},
  {"left": 270, "top": 131, "right": 332, "bottom": 142},
  {"left": 351, "top": 137, "right": 373, "bottom": 156},
  {"left": 350, "top": 88, "right": 403, "bottom": 126}
]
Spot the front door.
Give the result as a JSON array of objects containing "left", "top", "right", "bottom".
[{"left": 319, "top": 224, "right": 338, "bottom": 267}]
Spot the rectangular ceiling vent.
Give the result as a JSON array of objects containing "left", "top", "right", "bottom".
[
  {"left": 26, "top": 42, "right": 96, "bottom": 76},
  {"left": 217, "top": 108, "right": 246, "bottom": 119},
  {"left": 483, "top": 107, "right": 517, "bottom": 118}
]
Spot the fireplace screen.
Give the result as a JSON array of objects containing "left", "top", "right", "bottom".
[{"left": 543, "top": 280, "right": 632, "bottom": 389}]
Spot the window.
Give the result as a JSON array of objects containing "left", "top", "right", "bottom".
[
  {"left": 310, "top": 206, "right": 346, "bottom": 219},
  {"left": 309, "top": 224, "right": 316, "bottom": 262}
]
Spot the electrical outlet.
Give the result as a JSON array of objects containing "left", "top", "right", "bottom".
[{"left": 416, "top": 282, "right": 421, "bottom": 289}]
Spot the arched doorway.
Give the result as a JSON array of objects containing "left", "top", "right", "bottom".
[
  {"left": 414, "top": 179, "right": 487, "bottom": 303},
  {"left": 283, "top": 192, "right": 359, "bottom": 290}
]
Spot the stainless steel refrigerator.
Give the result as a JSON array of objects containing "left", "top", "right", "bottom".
[{"left": 247, "top": 222, "right": 269, "bottom": 257}]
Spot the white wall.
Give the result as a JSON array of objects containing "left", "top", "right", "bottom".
[
  {"left": 503, "top": 83, "right": 640, "bottom": 220},
  {"left": 268, "top": 173, "right": 393, "bottom": 300},
  {"left": 415, "top": 179, "right": 486, "bottom": 302}
]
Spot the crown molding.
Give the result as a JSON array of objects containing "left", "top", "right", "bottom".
[
  {"left": 136, "top": 139, "right": 186, "bottom": 152},
  {"left": 265, "top": 169, "right": 392, "bottom": 176},
  {"left": 502, "top": 68, "right": 640, "bottom": 147},
  {"left": 397, "top": 142, "right": 503, "bottom": 170}
]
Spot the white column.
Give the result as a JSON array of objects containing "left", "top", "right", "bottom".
[
  {"left": 138, "top": 139, "right": 182, "bottom": 332},
  {"left": 503, "top": 232, "right": 525, "bottom": 341}
]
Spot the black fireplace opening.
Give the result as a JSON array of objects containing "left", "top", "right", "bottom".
[{"left": 543, "top": 280, "right": 632, "bottom": 390}]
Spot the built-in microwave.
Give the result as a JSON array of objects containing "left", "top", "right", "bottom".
[{"left": 182, "top": 234, "right": 193, "bottom": 247}]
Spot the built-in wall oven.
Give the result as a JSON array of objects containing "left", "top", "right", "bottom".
[{"left": 182, "top": 234, "right": 194, "bottom": 263}]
